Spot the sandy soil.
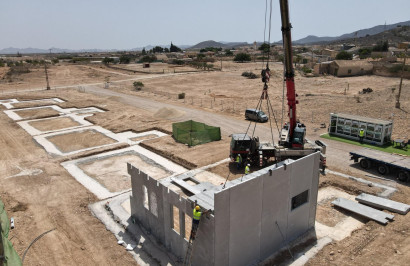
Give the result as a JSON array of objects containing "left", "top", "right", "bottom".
[
  {"left": 11, "top": 98, "right": 61, "bottom": 109},
  {"left": 47, "top": 129, "right": 117, "bottom": 153},
  {"left": 79, "top": 153, "right": 171, "bottom": 193},
  {"left": 28, "top": 116, "right": 80, "bottom": 131},
  {"left": 14, "top": 107, "right": 60, "bottom": 120},
  {"left": 0, "top": 107, "right": 136, "bottom": 265},
  {"left": 140, "top": 135, "right": 230, "bottom": 169},
  {"left": 107, "top": 61, "right": 408, "bottom": 140},
  {"left": 0, "top": 62, "right": 408, "bottom": 265}
]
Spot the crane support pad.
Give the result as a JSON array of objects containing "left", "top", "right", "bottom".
[
  {"left": 332, "top": 198, "right": 394, "bottom": 225},
  {"left": 356, "top": 193, "right": 410, "bottom": 215}
]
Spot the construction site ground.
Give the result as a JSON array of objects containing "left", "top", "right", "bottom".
[{"left": 0, "top": 61, "right": 409, "bottom": 265}]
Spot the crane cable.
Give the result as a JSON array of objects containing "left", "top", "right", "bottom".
[{"left": 245, "top": 0, "right": 281, "bottom": 140}]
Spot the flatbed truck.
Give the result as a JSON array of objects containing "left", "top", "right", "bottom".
[{"left": 350, "top": 148, "right": 410, "bottom": 182}]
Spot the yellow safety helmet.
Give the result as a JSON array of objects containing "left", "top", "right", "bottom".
[{"left": 195, "top": 206, "right": 200, "bottom": 211}]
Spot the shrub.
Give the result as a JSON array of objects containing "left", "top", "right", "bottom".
[
  {"left": 103, "top": 57, "right": 115, "bottom": 64},
  {"left": 234, "top": 53, "right": 251, "bottom": 62},
  {"left": 178, "top": 93, "right": 185, "bottom": 99},
  {"left": 388, "top": 64, "right": 410, "bottom": 73},
  {"left": 336, "top": 51, "right": 353, "bottom": 60},
  {"left": 140, "top": 55, "right": 157, "bottom": 63},
  {"left": 171, "top": 59, "right": 184, "bottom": 65},
  {"left": 241, "top": 71, "right": 257, "bottom": 79},
  {"left": 133, "top": 81, "right": 144, "bottom": 90},
  {"left": 119, "top": 54, "right": 131, "bottom": 64},
  {"left": 301, "top": 66, "right": 312, "bottom": 73}
]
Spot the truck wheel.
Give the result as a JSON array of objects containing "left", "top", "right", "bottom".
[
  {"left": 397, "top": 171, "right": 409, "bottom": 182},
  {"left": 377, "top": 164, "right": 389, "bottom": 175},
  {"left": 360, "top": 159, "right": 371, "bottom": 169}
]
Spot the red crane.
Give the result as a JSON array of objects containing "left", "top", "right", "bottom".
[{"left": 279, "top": 0, "right": 305, "bottom": 148}]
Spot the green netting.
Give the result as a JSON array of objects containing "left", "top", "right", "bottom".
[
  {"left": 172, "top": 120, "right": 221, "bottom": 146},
  {"left": 1, "top": 198, "right": 22, "bottom": 266}
]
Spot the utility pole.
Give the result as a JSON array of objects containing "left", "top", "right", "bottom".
[
  {"left": 45, "top": 63, "right": 50, "bottom": 90},
  {"left": 396, "top": 44, "right": 408, "bottom": 109}
]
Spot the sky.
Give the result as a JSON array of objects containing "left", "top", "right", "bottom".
[{"left": 1, "top": 0, "right": 409, "bottom": 50}]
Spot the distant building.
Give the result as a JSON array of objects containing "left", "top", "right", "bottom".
[
  {"left": 321, "top": 49, "right": 337, "bottom": 61},
  {"left": 328, "top": 60, "right": 373, "bottom": 77}
]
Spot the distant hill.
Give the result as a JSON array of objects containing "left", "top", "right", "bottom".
[
  {"left": 189, "top": 40, "right": 227, "bottom": 49},
  {"left": 293, "top": 20, "right": 410, "bottom": 44},
  {"left": 0, "top": 47, "right": 120, "bottom": 55},
  {"left": 328, "top": 25, "right": 410, "bottom": 46},
  {"left": 189, "top": 40, "right": 248, "bottom": 49}
]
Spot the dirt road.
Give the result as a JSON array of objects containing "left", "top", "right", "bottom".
[{"left": 83, "top": 84, "right": 371, "bottom": 172}]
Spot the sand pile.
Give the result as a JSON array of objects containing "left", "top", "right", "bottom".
[{"left": 153, "top": 107, "right": 185, "bottom": 119}]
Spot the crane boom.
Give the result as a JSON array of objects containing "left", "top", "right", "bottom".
[{"left": 279, "top": 0, "right": 304, "bottom": 148}]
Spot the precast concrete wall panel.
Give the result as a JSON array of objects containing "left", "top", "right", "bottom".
[
  {"left": 260, "top": 165, "right": 291, "bottom": 259},
  {"left": 146, "top": 179, "right": 165, "bottom": 244},
  {"left": 192, "top": 215, "right": 215, "bottom": 265},
  {"left": 228, "top": 177, "right": 263, "bottom": 266},
  {"left": 214, "top": 188, "right": 231, "bottom": 266},
  {"left": 287, "top": 154, "right": 316, "bottom": 241},
  {"left": 308, "top": 154, "right": 320, "bottom": 228}
]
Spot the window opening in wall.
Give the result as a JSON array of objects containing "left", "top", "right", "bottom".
[
  {"left": 149, "top": 192, "right": 158, "bottom": 217},
  {"left": 291, "top": 190, "right": 309, "bottom": 210},
  {"left": 143, "top": 185, "right": 149, "bottom": 210},
  {"left": 184, "top": 213, "right": 192, "bottom": 240},
  {"left": 171, "top": 205, "right": 180, "bottom": 235}
]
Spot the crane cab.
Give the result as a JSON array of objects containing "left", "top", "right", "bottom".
[
  {"left": 230, "top": 133, "right": 259, "bottom": 161},
  {"left": 279, "top": 122, "right": 306, "bottom": 148}
]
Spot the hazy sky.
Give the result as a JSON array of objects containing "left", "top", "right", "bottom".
[{"left": 1, "top": 0, "right": 409, "bottom": 50}]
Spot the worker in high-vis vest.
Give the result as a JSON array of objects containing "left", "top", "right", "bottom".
[
  {"left": 191, "top": 206, "right": 208, "bottom": 240},
  {"left": 235, "top": 154, "right": 242, "bottom": 170},
  {"left": 359, "top": 128, "right": 365, "bottom": 144},
  {"left": 245, "top": 164, "right": 250, "bottom": 175},
  {"left": 193, "top": 206, "right": 202, "bottom": 226}
]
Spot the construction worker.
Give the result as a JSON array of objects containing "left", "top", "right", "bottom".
[
  {"left": 245, "top": 164, "right": 250, "bottom": 175},
  {"left": 359, "top": 128, "right": 365, "bottom": 144},
  {"left": 235, "top": 154, "right": 242, "bottom": 170},
  {"left": 191, "top": 206, "right": 208, "bottom": 240}
]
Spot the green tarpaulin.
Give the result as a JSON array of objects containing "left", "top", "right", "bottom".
[{"left": 172, "top": 120, "right": 221, "bottom": 146}]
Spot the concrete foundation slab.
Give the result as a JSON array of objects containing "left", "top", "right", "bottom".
[
  {"left": 34, "top": 126, "right": 125, "bottom": 156},
  {"left": 17, "top": 114, "right": 93, "bottom": 135},
  {"left": 0, "top": 98, "right": 64, "bottom": 109},
  {"left": 356, "top": 193, "right": 410, "bottom": 215},
  {"left": 332, "top": 198, "right": 394, "bottom": 225},
  {"left": 62, "top": 145, "right": 186, "bottom": 199}
]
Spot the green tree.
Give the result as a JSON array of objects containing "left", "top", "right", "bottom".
[
  {"left": 258, "top": 42, "right": 270, "bottom": 53},
  {"left": 358, "top": 48, "right": 372, "bottom": 59},
  {"left": 373, "top": 41, "right": 388, "bottom": 52},
  {"left": 197, "top": 53, "right": 206, "bottom": 60},
  {"left": 234, "top": 53, "right": 251, "bottom": 62},
  {"left": 152, "top": 46, "right": 164, "bottom": 53},
  {"left": 225, "top": 49, "right": 233, "bottom": 56},
  {"left": 140, "top": 55, "right": 157, "bottom": 63},
  {"left": 102, "top": 57, "right": 115, "bottom": 64},
  {"left": 335, "top": 50, "right": 353, "bottom": 60},
  {"left": 119, "top": 54, "right": 131, "bottom": 64},
  {"left": 170, "top": 42, "right": 182, "bottom": 52}
]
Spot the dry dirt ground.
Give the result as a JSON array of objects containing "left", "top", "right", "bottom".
[
  {"left": 0, "top": 61, "right": 409, "bottom": 265},
  {"left": 0, "top": 89, "right": 174, "bottom": 265},
  {"left": 105, "top": 61, "right": 409, "bottom": 140}
]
